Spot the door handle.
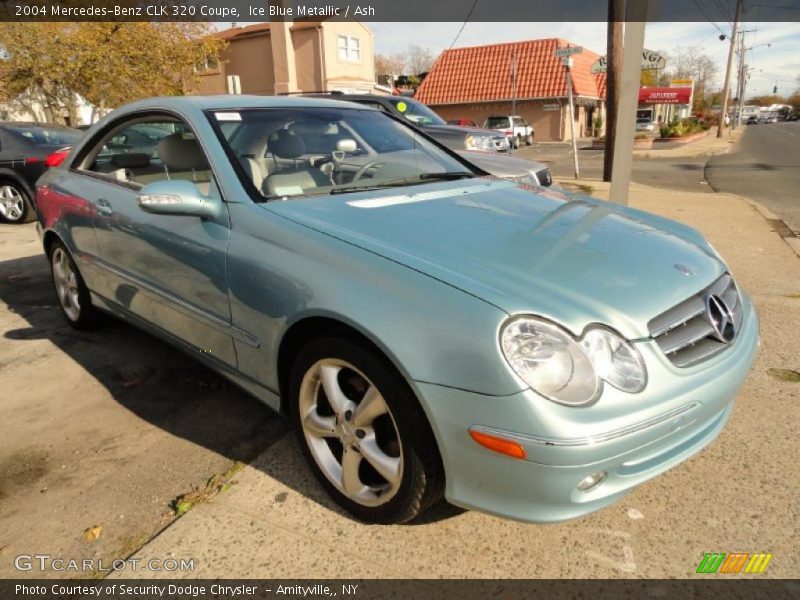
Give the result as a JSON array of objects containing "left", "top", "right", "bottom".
[{"left": 96, "top": 198, "right": 113, "bottom": 217}]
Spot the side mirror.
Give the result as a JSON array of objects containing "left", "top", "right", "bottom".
[
  {"left": 336, "top": 139, "right": 357, "bottom": 153},
  {"left": 137, "top": 179, "right": 220, "bottom": 220}
]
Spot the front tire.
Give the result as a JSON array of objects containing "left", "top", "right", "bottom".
[
  {"left": 525, "top": 133, "right": 534, "bottom": 146},
  {"left": 49, "top": 241, "right": 99, "bottom": 330},
  {"left": 289, "top": 336, "right": 443, "bottom": 524},
  {"left": 0, "top": 181, "right": 34, "bottom": 224}
]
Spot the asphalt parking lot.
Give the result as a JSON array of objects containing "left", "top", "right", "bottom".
[{"left": 1, "top": 177, "right": 799, "bottom": 578}]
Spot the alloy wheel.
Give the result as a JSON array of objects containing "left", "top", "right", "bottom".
[
  {"left": 0, "top": 185, "right": 25, "bottom": 222},
  {"left": 298, "top": 358, "right": 403, "bottom": 507},
  {"left": 52, "top": 247, "right": 81, "bottom": 321}
]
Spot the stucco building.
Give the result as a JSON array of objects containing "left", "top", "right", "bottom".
[{"left": 197, "top": 21, "right": 377, "bottom": 96}]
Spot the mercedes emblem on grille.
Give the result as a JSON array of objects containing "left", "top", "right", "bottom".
[{"left": 705, "top": 294, "right": 736, "bottom": 343}]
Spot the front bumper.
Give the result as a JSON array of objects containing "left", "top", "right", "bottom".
[{"left": 413, "top": 296, "right": 759, "bottom": 523}]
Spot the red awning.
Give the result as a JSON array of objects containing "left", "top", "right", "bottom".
[{"left": 638, "top": 87, "right": 692, "bottom": 105}]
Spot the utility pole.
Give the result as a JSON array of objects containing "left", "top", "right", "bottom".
[
  {"left": 609, "top": 0, "right": 648, "bottom": 205},
  {"left": 718, "top": 0, "right": 742, "bottom": 138},
  {"left": 603, "top": 0, "right": 624, "bottom": 182}
]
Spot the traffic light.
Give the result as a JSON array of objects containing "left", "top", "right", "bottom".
[{"left": 773, "top": 85, "right": 778, "bottom": 94}]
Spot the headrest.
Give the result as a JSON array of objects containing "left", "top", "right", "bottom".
[
  {"left": 110, "top": 153, "right": 150, "bottom": 169},
  {"left": 268, "top": 129, "right": 306, "bottom": 159},
  {"left": 157, "top": 133, "right": 209, "bottom": 171}
]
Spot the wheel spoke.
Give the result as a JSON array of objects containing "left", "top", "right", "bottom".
[
  {"left": 302, "top": 407, "right": 337, "bottom": 438},
  {"left": 319, "top": 364, "right": 355, "bottom": 417},
  {"left": 341, "top": 446, "right": 366, "bottom": 497},
  {"left": 360, "top": 434, "right": 401, "bottom": 487},
  {"left": 353, "top": 385, "right": 389, "bottom": 427}
]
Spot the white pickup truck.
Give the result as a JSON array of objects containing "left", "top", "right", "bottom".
[{"left": 484, "top": 115, "right": 534, "bottom": 149}]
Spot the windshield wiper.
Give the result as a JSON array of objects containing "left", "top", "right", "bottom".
[
  {"left": 328, "top": 172, "right": 475, "bottom": 195},
  {"left": 418, "top": 171, "right": 475, "bottom": 181}
]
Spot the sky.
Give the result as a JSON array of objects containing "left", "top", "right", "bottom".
[{"left": 369, "top": 21, "right": 800, "bottom": 100}]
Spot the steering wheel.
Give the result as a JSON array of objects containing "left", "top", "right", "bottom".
[{"left": 352, "top": 160, "right": 385, "bottom": 182}]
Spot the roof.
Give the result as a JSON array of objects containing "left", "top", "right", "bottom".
[
  {"left": 415, "top": 39, "right": 606, "bottom": 105},
  {"left": 216, "top": 21, "right": 323, "bottom": 41}
]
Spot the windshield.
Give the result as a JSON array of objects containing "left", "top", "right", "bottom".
[
  {"left": 6, "top": 125, "right": 80, "bottom": 146},
  {"left": 211, "top": 107, "right": 475, "bottom": 200},
  {"left": 485, "top": 116, "right": 510, "bottom": 129},
  {"left": 388, "top": 98, "right": 446, "bottom": 126}
]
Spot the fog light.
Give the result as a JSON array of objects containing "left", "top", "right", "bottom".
[{"left": 577, "top": 471, "right": 607, "bottom": 492}]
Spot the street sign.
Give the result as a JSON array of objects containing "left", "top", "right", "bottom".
[
  {"left": 670, "top": 79, "right": 694, "bottom": 87},
  {"left": 543, "top": 103, "right": 560, "bottom": 111},
  {"left": 591, "top": 49, "right": 665, "bottom": 73},
  {"left": 554, "top": 46, "right": 583, "bottom": 58}
]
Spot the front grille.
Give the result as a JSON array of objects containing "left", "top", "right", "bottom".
[
  {"left": 648, "top": 273, "right": 743, "bottom": 368},
  {"left": 536, "top": 168, "right": 553, "bottom": 186}
]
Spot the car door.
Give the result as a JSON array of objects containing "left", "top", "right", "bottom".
[{"left": 69, "top": 114, "right": 236, "bottom": 366}]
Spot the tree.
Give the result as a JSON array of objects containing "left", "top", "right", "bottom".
[
  {"left": 748, "top": 94, "right": 785, "bottom": 107},
  {"left": 659, "top": 46, "right": 719, "bottom": 112},
  {"left": 0, "top": 22, "right": 224, "bottom": 124},
  {"left": 405, "top": 44, "right": 434, "bottom": 76},
  {"left": 374, "top": 52, "right": 405, "bottom": 77}
]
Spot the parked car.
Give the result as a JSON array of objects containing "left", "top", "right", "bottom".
[
  {"left": 746, "top": 116, "right": 759, "bottom": 125},
  {"left": 447, "top": 118, "right": 478, "bottom": 127},
  {"left": 302, "top": 93, "right": 510, "bottom": 153},
  {"left": 484, "top": 115, "right": 534, "bottom": 148},
  {"left": 295, "top": 93, "right": 553, "bottom": 186},
  {"left": 0, "top": 122, "right": 82, "bottom": 223},
  {"left": 36, "top": 95, "right": 758, "bottom": 525},
  {"left": 636, "top": 117, "right": 655, "bottom": 133}
]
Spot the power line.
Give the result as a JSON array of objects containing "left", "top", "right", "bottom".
[
  {"left": 693, "top": 0, "right": 728, "bottom": 36},
  {"left": 448, "top": 0, "right": 480, "bottom": 50}
]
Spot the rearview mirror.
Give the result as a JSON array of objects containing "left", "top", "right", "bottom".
[{"left": 137, "top": 180, "right": 220, "bottom": 220}]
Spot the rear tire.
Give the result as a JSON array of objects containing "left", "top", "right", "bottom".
[
  {"left": 513, "top": 135, "right": 521, "bottom": 149},
  {"left": 289, "top": 336, "right": 443, "bottom": 524},
  {"left": 0, "top": 181, "right": 34, "bottom": 224},
  {"left": 49, "top": 240, "right": 99, "bottom": 330}
]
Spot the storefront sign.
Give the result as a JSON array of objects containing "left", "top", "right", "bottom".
[
  {"left": 591, "top": 50, "right": 666, "bottom": 73},
  {"left": 638, "top": 87, "right": 692, "bottom": 105}
]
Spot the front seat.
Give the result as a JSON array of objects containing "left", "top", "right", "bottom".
[
  {"left": 156, "top": 133, "right": 213, "bottom": 194},
  {"left": 262, "top": 130, "right": 331, "bottom": 197}
]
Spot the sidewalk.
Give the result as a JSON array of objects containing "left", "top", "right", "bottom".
[
  {"left": 114, "top": 180, "right": 800, "bottom": 579},
  {"left": 634, "top": 127, "right": 744, "bottom": 159}
]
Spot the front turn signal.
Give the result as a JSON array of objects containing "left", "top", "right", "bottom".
[{"left": 469, "top": 430, "right": 526, "bottom": 460}]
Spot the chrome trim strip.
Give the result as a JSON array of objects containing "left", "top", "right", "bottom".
[
  {"left": 94, "top": 258, "right": 260, "bottom": 348},
  {"left": 470, "top": 402, "right": 700, "bottom": 447}
]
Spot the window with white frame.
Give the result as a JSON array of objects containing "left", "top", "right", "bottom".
[{"left": 337, "top": 35, "right": 361, "bottom": 61}]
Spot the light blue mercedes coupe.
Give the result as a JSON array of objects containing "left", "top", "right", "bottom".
[{"left": 35, "top": 96, "right": 758, "bottom": 524}]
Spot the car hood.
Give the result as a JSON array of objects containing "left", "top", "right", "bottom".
[
  {"left": 263, "top": 179, "right": 724, "bottom": 339},
  {"left": 422, "top": 124, "right": 506, "bottom": 139},
  {"left": 458, "top": 150, "right": 547, "bottom": 177}
]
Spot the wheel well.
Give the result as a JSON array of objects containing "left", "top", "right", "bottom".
[
  {"left": 42, "top": 231, "right": 60, "bottom": 257},
  {"left": 277, "top": 317, "right": 393, "bottom": 415},
  {"left": 0, "top": 172, "right": 33, "bottom": 198}
]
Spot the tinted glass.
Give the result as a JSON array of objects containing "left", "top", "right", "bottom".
[
  {"left": 485, "top": 117, "right": 511, "bottom": 129},
  {"left": 388, "top": 99, "right": 446, "bottom": 126},
  {"left": 5, "top": 125, "right": 80, "bottom": 146}
]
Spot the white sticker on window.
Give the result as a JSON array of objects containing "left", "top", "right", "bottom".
[{"left": 215, "top": 112, "right": 242, "bottom": 121}]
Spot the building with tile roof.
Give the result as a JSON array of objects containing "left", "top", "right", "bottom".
[{"left": 415, "top": 39, "right": 607, "bottom": 141}]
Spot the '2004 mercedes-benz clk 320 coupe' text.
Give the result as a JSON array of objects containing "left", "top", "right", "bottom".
[{"left": 35, "top": 96, "right": 758, "bottom": 524}]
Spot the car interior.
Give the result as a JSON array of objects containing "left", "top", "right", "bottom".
[{"left": 79, "top": 110, "right": 467, "bottom": 201}]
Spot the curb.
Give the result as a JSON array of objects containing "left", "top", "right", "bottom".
[{"left": 703, "top": 147, "right": 800, "bottom": 260}]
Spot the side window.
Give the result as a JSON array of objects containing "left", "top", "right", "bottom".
[{"left": 79, "top": 118, "right": 215, "bottom": 196}]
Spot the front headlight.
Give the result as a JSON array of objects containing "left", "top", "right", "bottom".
[
  {"left": 500, "top": 317, "right": 646, "bottom": 406},
  {"left": 465, "top": 134, "right": 499, "bottom": 152}
]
